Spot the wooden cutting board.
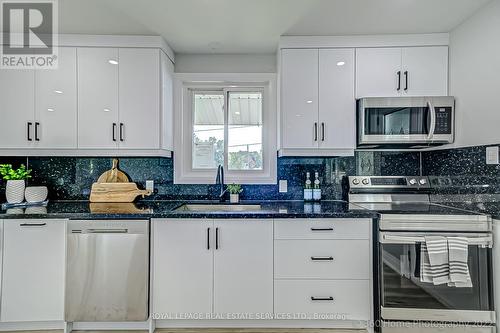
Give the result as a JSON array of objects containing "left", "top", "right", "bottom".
[
  {"left": 97, "top": 158, "right": 129, "bottom": 183},
  {"left": 90, "top": 182, "right": 152, "bottom": 203}
]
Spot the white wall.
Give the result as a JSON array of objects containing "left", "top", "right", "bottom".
[
  {"left": 449, "top": 0, "right": 500, "bottom": 147},
  {"left": 174, "top": 54, "right": 276, "bottom": 73}
]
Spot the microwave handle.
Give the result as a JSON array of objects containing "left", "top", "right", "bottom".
[{"left": 427, "top": 100, "right": 436, "bottom": 140}]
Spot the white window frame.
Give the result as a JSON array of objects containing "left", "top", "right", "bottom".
[{"left": 174, "top": 73, "right": 277, "bottom": 184}]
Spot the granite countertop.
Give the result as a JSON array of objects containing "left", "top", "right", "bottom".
[
  {"left": 0, "top": 200, "right": 378, "bottom": 220},
  {"left": 434, "top": 201, "right": 500, "bottom": 220}
]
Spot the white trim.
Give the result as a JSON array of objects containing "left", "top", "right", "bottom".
[
  {"left": 278, "top": 148, "right": 355, "bottom": 157},
  {"left": 155, "top": 319, "right": 369, "bottom": 329},
  {"left": 0, "top": 149, "right": 172, "bottom": 157},
  {"left": 174, "top": 73, "right": 277, "bottom": 185},
  {"left": 279, "top": 33, "right": 450, "bottom": 49},
  {"left": 3, "top": 34, "right": 175, "bottom": 64}
]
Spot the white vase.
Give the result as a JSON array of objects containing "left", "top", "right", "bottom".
[
  {"left": 6, "top": 180, "right": 25, "bottom": 204},
  {"left": 230, "top": 194, "right": 239, "bottom": 204}
]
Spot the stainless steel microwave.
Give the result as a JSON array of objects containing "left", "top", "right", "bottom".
[{"left": 357, "top": 96, "right": 455, "bottom": 148}]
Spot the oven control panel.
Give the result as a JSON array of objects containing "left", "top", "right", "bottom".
[{"left": 349, "top": 176, "right": 430, "bottom": 189}]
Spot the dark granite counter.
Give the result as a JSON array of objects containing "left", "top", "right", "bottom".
[
  {"left": 431, "top": 194, "right": 500, "bottom": 220},
  {"left": 0, "top": 200, "right": 378, "bottom": 220}
]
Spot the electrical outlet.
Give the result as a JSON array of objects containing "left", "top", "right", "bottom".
[
  {"left": 486, "top": 146, "right": 499, "bottom": 165},
  {"left": 279, "top": 180, "right": 288, "bottom": 193},
  {"left": 146, "top": 180, "right": 154, "bottom": 191}
]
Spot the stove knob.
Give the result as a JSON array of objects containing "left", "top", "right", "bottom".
[
  {"left": 362, "top": 178, "right": 369, "bottom": 185},
  {"left": 419, "top": 178, "right": 427, "bottom": 185},
  {"left": 409, "top": 178, "right": 417, "bottom": 185},
  {"left": 352, "top": 178, "right": 360, "bottom": 185}
]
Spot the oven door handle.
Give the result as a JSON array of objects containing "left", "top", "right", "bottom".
[
  {"left": 427, "top": 100, "right": 436, "bottom": 140},
  {"left": 380, "top": 232, "right": 493, "bottom": 248}
]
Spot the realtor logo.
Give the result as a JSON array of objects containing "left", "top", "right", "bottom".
[{"left": 1, "top": 0, "right": 58, "bottom": 68}]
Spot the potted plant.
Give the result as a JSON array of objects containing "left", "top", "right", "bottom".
[
  {"left": 227, "top": 183, "right": 243, "bottom": 204},
  {"left": 0, "top": 164, "right": 32, "bottom": 204}
]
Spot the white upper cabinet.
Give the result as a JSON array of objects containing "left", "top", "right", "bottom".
[
  {"left": 402, "top": 46, "right": 448, "bottom": 96},
  {"left": 318, "top": 49, "right": 355, "bottom": 150},
  {"left": 213, "top": 219, "right": 273, "bottom": 315},
  {"left": 356, "top": 46, "right": 448, "bottom": 98},
  {"left": 356, "top": 48, "right": 402, "bottom": 98},
  {"left": 280, "top": 48, "right": 356, "bottom": 154},
  {"left": 78, "top": 47, "right": 120, "bottom": 149},
  {"left": 160, "top": 51, "right": 174, "bottom": 151},
  {"left": 35, "top": 47, "right": 78, "bottom": 148},
  {"left": 118, "top": 48, "right": 160, "bottom": 149},
  {"left": 281, "top": 49, "right": 319, "bottom": 149},
  {"left": 1, "top": 220, "right": 66, "bottom": 322},
  {"left": 0, "top": 70, "right": 35, "bottom": 148}
]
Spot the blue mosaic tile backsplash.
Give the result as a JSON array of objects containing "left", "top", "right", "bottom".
[{"left": 0, "top": 144, "right": 497, "bottom": 201}]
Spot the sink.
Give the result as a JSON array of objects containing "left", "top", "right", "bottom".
[{"left": 175, "top": 204, "right": 262, "bottom": 212}]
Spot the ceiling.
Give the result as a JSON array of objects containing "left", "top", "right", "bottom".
[{"left": 59, "top": 0, "right": 492, "bottom": 54}]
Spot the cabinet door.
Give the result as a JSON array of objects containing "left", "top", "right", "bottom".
[
  {"left": 402, "top": 46, "right": 448, "bottom": 96},
  {"left": 1, "top": 220, "right": 65, "bottom": 322},
  {"left": 213, "top": 219, "right": 273, "bottom": 314},
  {"left": 77, "top": 47, "right": 119, "bottom": 149},
  {"left": 35, "top": 47, "right": 77, "bottom": 148},
  {"left": 319, "top": 49, "right": 356, "bottom": 149},
  {"left": 153, "top": 219, "right": 213, "bottom": 315},
  {"left": 281, "top": 49, "right": 319, "bottom": 149},
  {"left": 118, "top": 48, "right": 160, "bottom": 149},
  {"left": 356, "top": 48, "right": 402, "bottom": 98},
  {"left": 0, "top": 70, "right": 35, "bottom": 148}
]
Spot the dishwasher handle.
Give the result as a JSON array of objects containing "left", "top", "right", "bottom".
[{"left": 85, "top": 228, "right": 129, "bottom": 234}]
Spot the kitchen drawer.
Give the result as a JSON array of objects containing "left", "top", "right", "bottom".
[
  {"left": 274, "top": 218, "right": 370, "bottom": 240},
  {"left": 274, "top": 280, "right": 371, "bottom": 320},
  {"left": 274, "top": 239, "right": 370, "bottom": 279}
]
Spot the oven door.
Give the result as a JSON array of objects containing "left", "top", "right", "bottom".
[
  {"left": 379, "top": 232, "right": 495, "bottom": 324},
  {"left": 358, "top": 97, "right": 454, "bottom": 145}
]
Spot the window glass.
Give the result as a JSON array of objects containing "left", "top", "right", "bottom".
[
  {"left": 192, "top": 93, "right": 224, "bottom": 169},
  {"left": 227, "top": 92, "right": 263, "bottom": 170}
]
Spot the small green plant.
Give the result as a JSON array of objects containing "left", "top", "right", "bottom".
[
  {"left": 227, "top": 183, "right": 243, "bottom": 195},
  {"left": 0, "top": 164, "right": 32, "bottom": 181}
]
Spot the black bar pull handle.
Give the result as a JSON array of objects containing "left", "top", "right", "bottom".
[
  {"left": 311, "top": 256, "right": 334, "bottom": 261},
  {"left": 314, "top": 122, "right": 318, "bottom": 141},
  {"left": 397, "top": 71, "right": 401, "bottom": 91},
  {"left": 112, "top": 123, "right": 117, "bottom": 141},
  {"left": 35, "top": 122, "right": 40, "bottom": 141},
  {"left": 404, "top": 71, "right": 408, "bottom": 91},
  {"left": 27, "top": 122, "right": 32, "bottom": 141},
  {"left": 215, "top": 227, "right": 219, "bottom": 250},
  {"left": 311, "top": 227, "right": 333, "bottom": 231},
  {"left": 207, "top": 228, "right": 211, "bottom": 250},
  {"left": 20, "top": 222, "right": 47, "bottom": 227},
  {"left": 311, "top": 296, "right": 334, "bottom": 301},
  {"left": 321, "top": 122, "right": 325, "bottom": 141},
  {"left": 119, "top": 123, "right": 124, "bottom": 142}
]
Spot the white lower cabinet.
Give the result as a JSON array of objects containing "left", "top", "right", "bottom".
[
  {"left": 274, "top": 279, "right": 371, "bottom": 321},
  {"left": 1, "top": 220, "right": 66, "bottom": 322},
  {"left": 152, "top": 218, "right": 273, "bottom": 318}
]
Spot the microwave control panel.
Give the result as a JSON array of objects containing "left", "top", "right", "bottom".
[{"left": 434, "top": 106, "right": 453, "bottom": 134}]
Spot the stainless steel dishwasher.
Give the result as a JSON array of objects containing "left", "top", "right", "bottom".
[{"left": 65, "top": 220, "right": 149, "bottom": 322}]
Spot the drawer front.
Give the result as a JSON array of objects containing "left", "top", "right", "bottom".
[
  {"left": 274, "top": 218, "right": 370, "bottom": 240},
  {"left": 274, "top": 280, "right": 371, "bottom": 321},
  {"left": 275, "top": 239, "right": 370, "bottom": 279}
]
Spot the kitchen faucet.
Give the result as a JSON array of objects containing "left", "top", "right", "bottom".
[{"left": 215, "top": 165, "right": 227, "bottom": 202}]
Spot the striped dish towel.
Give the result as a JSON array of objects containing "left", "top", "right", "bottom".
[
  {"left": 448, "top": 237, "right": 472, "bottom": 288},
  {"left": 424, "top": 236, "right": 450, "bottom": 285},
  {"left": 419, "top": 242, "right": 433, "bottom": 283}
]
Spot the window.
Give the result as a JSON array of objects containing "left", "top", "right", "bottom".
[{"left": 174, "top": 74, "right": 276, "bottom": 184}]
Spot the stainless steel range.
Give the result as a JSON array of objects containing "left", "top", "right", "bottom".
[{"left": 348, "top": 176, "right": 495, "bottom": 333}]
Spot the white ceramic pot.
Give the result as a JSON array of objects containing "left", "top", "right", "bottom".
[
  {"left": 5, "top": 180, "right": 25, "bottom": 204},
  {"left": 25, "top": 186, "right": 48, "bottom": 203},
  {"left": 230, "top": 193, "right": 240, "bottom": 204}
]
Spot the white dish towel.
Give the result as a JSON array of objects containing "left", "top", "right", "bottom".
[
  {"left": 424, "top": 236, "right": 450, "bottom": 285},
  {"left": 448, "top": 237, "right": 472, "bottom": 287}
]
